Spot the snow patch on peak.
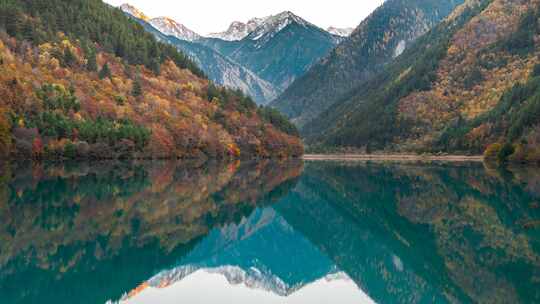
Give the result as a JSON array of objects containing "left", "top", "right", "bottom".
[
  {"left": 120, "top": 4, "right": 200, "bottom": 42},
  {"left": 119, "top": 3, "right": 149, "bottom": 21},
  {"left": 128, "top": 265, "right": 353, "bottom": 300},
  {"left": 210, "top": 11, "right": 314, "bottom": 43},
  {"left": 327, "top": 27, "right": 354, "bottom": 37},
  {"left": 149, "top": 17, "right": 201, "bottom": 42},
  {"left": 208, "top": 17, "right": 268, "bottom": 41},
  {"left": 145, "top": 265, "right": 300, "bottom": 297},
  {"left": 273, "top": 11, "right": 309, "bottom": 26},
  {"left": 246, "top": 11, "right": 315, "bottom": 47},
  {"left": 207, "top": 266, "right": 295, "bottom": 296}
]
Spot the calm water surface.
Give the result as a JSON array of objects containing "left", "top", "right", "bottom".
[{"left": 1, "top": 160, "right": 539, "bottom": 303}]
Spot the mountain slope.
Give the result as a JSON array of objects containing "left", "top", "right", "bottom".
[
  {"left": 0, "top": 0, "right": 302, "bottom": 159},
  {"left": 170, "top": 38, "right": 279, "bottom": 103},
  {"left": 304, "top": 0, "right": 540, "bottom": 162},
  {"left": 272, "top": 0, "right": 465, "bottom": 127},
  {"left": 119, "top": 3, "right": 149, "bottom": 21},
  {"left": 198, "top": 11, "right": 342, "bottom": 92}
]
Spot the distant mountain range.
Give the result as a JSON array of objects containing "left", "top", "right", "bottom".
[
  {"left": 121, "top": 4, "right": 348, "bottom": 104},
  {"left": 197, "top": 11, "right": 343, "bottom": 93},
  {"left": 208, "top": 18, "right": 353, "bottom": 41},
  {"left": 208, "top": 17, "right": 270, "bottom": 41},
  {"left": 130, "top": 17, "right": 280, "bottom": 103}
]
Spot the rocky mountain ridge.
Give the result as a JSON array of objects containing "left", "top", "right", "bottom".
[
  {"left": 149, "top": 17, "right": 201, "bottom": 42},
  {"left": 208, "top": 18, "right": 268, "bottom": 41}
]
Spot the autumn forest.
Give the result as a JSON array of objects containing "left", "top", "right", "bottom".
[{"left": 0, "top": 0, "right": 302, "bottom": 160}]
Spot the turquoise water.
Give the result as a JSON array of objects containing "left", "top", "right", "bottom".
[{"left": 0, "top": 160, "right": 539, "bottom": 303}]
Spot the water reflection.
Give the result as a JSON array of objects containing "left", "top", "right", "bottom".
[
  {"left": 122, "top": 206, "right": 372, "bottom": 304},
  {"left": 0, "top": 160, "right": 303, "bottom": 304},
  {"left": 0, "top": 161, "right": 539, "bottom": 303},
  {"left": 278, "top": 162, "right": 540, "bottom": 304}
]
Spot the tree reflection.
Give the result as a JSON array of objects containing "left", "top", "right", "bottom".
[{"left": 277, "top": 162, "right": 540, "bottom": 304}]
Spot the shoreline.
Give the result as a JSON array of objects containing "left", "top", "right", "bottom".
[{"left": 303, "top": 154, "right": 484, "bottom": 162}]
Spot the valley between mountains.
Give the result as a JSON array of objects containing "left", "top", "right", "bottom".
[
  {"left": 1, "top": 0, "right": 540, "bottom": 163},
  {"left": 120, "top": 0, "right": 540, "bottom": 163}
]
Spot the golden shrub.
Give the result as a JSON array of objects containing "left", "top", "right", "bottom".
[{"left": 484, "top": 143, "right": 502, "bottom": 161}]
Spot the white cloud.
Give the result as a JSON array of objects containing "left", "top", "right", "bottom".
[{"left": 104, "top": 0, "right": 385, "bottom": 35}]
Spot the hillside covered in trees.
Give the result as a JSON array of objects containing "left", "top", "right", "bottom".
[
  {"left": 302, "top": 0, "right": 540, "bottom": 163},
  {"left": 271, "top": 0, "right": 465, "bottom": 127},
  {"left": 0, "top": 0, "right": 302, "bottom": 160}
]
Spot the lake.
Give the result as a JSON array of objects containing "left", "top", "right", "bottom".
[{"left": 0, "top": 160, "right": 539, "bottom": 303}]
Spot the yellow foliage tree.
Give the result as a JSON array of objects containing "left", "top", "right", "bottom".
[{"left": 484, "top": 143, "right": 502, "bottom": 161}]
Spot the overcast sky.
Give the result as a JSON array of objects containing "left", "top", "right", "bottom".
[{"left": 104, "top": 0, "right": 385, "bottom": 35}]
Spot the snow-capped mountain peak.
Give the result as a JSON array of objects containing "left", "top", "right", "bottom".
[
  {"left": 274, "top": 11, "right": 309, "bottom": 26},
  {"left": 246, "top": 11, "right": 314, "bottom": 43},
  {"left": 119, "top": 3, "right": 149, "bottom": 21},
  {"left": 149, "top": 17, "right": 201, "bottom": 42},
  {"left": 120, "top": 4, "right": 200, "bottom": 42},
  {"left": 327, "top": 26, "right": 354, "bottom": 37},
  {"left": 208, "top": 17, "right": 267, "bottom": 41},
  {"left": 209, "top": 11, "right": 314, "bottom": 42}
]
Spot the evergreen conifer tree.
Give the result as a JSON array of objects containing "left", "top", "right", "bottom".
[
  {"left": 132, "top": 77, "right": 142, "bottom": 97},
  {"left": 99, "top": 63, "right": 111, "bottom": 79}
]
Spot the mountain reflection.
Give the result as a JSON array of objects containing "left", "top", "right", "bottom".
[
  {"left": 276, "top": 162, "right": 540, "bottom": 304},
  {"left": 1, "top": 161, "right": 540, "bottom": 303}
]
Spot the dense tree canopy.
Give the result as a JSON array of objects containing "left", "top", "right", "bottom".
[{"left": 0, "top": 0, "right": 204, "bottom": 77}]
